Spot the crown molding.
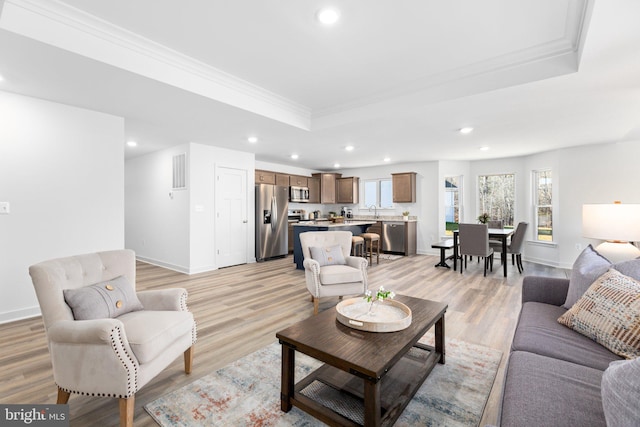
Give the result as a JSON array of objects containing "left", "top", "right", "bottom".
[
  {"left": 312, "top": 0, "right": 591, "bottom": 126},
  {"left": 0, "top": 0, "right": 312, "bottom": 129}
]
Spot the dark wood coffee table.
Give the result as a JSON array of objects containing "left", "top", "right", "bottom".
[{"left": 276, "top": 295, "right": 447, "bottom": 427}]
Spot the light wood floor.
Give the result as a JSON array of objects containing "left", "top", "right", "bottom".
[{"left": 0, "top": 254, "right": 567, "bottom": 426}]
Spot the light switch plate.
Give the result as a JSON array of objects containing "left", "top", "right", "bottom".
[{"left": 0, "top": 202, "right": 9, "bottom": 214}]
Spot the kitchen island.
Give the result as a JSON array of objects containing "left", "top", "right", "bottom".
[{"left": 292, "top": 220, "right": 376, "bottom": 269}]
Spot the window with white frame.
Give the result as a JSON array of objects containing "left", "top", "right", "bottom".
[
  {"left": 477, "top": 173, "right": 515, "bottom": 227},
  {"left": 533, "top": 169, "right": 553, "bottom": 241},
  {"left": 444, "top": 175, "right": 462, "bottom": 235},
  {"left": 363, "top": 178, "right": 393, "bottom": 209}
]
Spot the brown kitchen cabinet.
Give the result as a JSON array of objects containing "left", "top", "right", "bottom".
[
  {"left": 312, "top": 173, "right": 342, "bottom": 204},
  {"left": 276, "top": 173, "right": 290, "bottom": 187},
  {"left": 289, "top": 175, "right": 308, "bottom": 187},
  {"left": 255, "top": 169, "right": 276, "bottom": 184},
  {"left": 288, "top": 222, "right": 294, "bottom": 253},
  {"left": 307, "top": 177, "right": 320, "bottom": 203},
  {"left": 336, "top": 177, "right": 359, "bottom": 204},
  {"left": 392, "top": 172, "right": 417, "bottom": 203}
]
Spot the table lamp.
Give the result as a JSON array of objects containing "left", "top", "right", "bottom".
[{"left": 582, "top": 202, "right": 640, "bottom": 263}]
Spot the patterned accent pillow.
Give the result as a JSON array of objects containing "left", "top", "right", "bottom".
[
  {"left": 309, "top": 245, "right": 346, "bottom": 266},
  {"left": 558, "top": 268, "right": 640, "bottom": 359},
  {"left": 63, "top": 276, "right": 144, "bottom": 320}
]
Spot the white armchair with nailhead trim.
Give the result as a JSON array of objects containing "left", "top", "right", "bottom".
[
  {"left": 29, "top": 249, "right": 196, "bottom": 427},
  {"left": 299, "top": 231, "right": 368, "bottom": 314}
]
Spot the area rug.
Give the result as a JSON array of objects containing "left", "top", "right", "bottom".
[
  {"left": 379, "top": 254, "right": 403, "bottom": 260},
  {"left": 145, "top": 337, "right": 502, "bottom": 427}
]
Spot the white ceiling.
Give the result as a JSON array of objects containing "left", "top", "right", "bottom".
[{"left": 1, "top": 0, "right": 639, "bottom": 170}]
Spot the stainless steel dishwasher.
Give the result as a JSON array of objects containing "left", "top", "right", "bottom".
[{"left": 382, "top": 221, "right": 405, "bottom": 253}]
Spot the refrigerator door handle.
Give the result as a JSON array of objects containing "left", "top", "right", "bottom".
[{"left": 271, "top": 195, "right": 277, "bottom": 232}]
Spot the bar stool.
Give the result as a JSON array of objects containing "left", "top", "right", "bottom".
[
  {"left": 351, "top": 236, "right": 365, "bottom": 257},
  {"left": 361, "top": 232, "right": 380, "bottom": 265}
]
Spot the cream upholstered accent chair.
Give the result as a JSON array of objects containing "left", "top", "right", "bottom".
[
  {"left": 300, "top": 231, "right": 368, "bottom": 314},
  {"left": 28, "top": 249, "right": 196, "bottom": 427}
]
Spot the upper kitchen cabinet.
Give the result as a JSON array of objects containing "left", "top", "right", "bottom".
[
  {"left": 289, "top": 175, "right": 308, "bottom": 187},
  {"left": 337, "top": 177, "right": 359, "bottom": 204},
  {"left": 392, "top": 172, "right": 417, "bottom": 203},
  {"left": 255, "top": 169, "right": 276, "bottom": 185},
  {"left": 307, "top": 176, "right": 320, "bottom": 203},
  {"left": 276, "top": 173, "right": 290, "bottom": 187},
  {"left": 312, "top": 173, "right": 342, "bottom": 204}
]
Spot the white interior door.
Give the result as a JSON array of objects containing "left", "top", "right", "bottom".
[{"left": 215, "top": 166, "right": 248, "bottom": 268}]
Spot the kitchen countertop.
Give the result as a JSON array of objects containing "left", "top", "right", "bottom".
[{"left": 293, "top": 220, "right": 376, "bottom": 227}]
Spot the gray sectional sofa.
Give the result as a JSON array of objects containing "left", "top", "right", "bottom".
[{"left": 500, "top": 248, "right": 640, "bottom": 427}]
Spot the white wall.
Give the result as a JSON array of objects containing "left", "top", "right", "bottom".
[
  {"left": 554, "top": 140, "right": 640, "bottom": 267},
  {"left": 0, "top": 91, "right": 125, "bottom": 323},
  {"left": 125, "top": 143, "right": 255, "bottom": 273},
  {"left": 125, "top": 144, "right": 190, "bottom": 272}
]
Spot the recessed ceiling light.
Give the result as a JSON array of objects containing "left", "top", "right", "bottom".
[
  {"left": 480, "top": 146, "right": 490, "bottom": 151},
  {"left": 345, "top": 145, "right": 354, "bottom": 152},
  {"left": 247, "top": 136, "right": 258, "bottom": 143},
  {"left": 459, "top": 127, "right": 474, "bottom": 134},
  {"left": 291, "top": 154, "right": 299, "bottom": 160},
  {"left": 317, "top": 8, "right": 340, "bottom": 25},
  {"left": 383, "top": 157, "right": 391, "bottom": 162},
  {"left": 333, "top": 163, "right": 340, "bottom": 168},
  {"left": 126, "top": 140, "right": 137, "bottom": 147}
]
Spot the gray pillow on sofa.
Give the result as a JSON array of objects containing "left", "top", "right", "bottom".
[
  {"left": 564, "top": 245, "right": 612, "bottom": 309},
  {"left": 564, "top": 246, "right": 640, "bottom": 309},
  {"left": 63, "top": 276, "right": 144, "bottom": 320},
  {"left": 601, "top": 357, "right": 640, "bottom": 427},
  {"left": 309, "top": 245, "right": 346, "bottom": 266}
]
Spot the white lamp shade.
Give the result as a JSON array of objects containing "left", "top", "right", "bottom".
[{"left": 582, "top": 204, "right": 640, "bottom": 242}]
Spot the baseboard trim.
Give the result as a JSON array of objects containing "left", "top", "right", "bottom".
[
  {"left": 135, "top": 256, "right": 221, "bottom": 275},
  {"left": 0, "top": 306, "right": 41, "bottom": 325},
  {"left": 135, "top": 256, "right": 190, "bottom": 274}
]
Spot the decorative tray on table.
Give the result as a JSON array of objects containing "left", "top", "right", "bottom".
[{"left": 336, "top": 297, "right": 412, "bottom": 332}]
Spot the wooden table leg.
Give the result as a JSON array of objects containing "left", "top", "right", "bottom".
[
  {"left": 280, "top": 343, "right": 295, "bottom": 412},
  {"left": 435, "top": 313, "right": 446, "bottom": 364},
  {"left": 364, "top": 378, "right": 382, "bottom": 427}
]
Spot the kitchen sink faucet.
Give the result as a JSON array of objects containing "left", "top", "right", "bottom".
[{"left": 369, "top": 205, "right": 379, "bottom": 218}]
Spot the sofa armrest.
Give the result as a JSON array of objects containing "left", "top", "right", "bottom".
[
  {"left": 48, "top": 319, "right": 122, "bottom": 344},
  {"left": 345, "top": 256, "right": 368, "bottom": 270},
  {"left": 137, "top": 288, "right": 188, "bottom": 311},
  {"left": 303, "top": 258, "right": 320, "bottom": 272},
  {"left": 522, "top": 276, "right": 570, "bottom": 306}
]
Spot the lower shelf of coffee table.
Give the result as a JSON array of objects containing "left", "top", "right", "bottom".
[{"left": 290, "top": 343, "right": 442, "bottom": 427}]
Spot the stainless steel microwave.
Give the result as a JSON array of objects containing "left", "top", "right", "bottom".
[{"left": 290, "top": 186, "right": 309, "bottom": 203}]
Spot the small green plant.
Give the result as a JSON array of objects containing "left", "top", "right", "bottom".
[
  {"left": 402, "top": 211, "right": 410, "bottom": 216},
  {"left": 478, "top": 213, "right": 489, "bottom": 224},
  {"left": 364, "top": 286, "right": 395, "bottom": 314}
]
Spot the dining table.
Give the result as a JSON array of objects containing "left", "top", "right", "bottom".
[{"left": 452, "top": 228, "right": 515, "bottom": 277}]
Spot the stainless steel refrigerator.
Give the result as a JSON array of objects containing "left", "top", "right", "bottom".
[{"left": 255, "top": 184, "right": 288, "bottom": 261}]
